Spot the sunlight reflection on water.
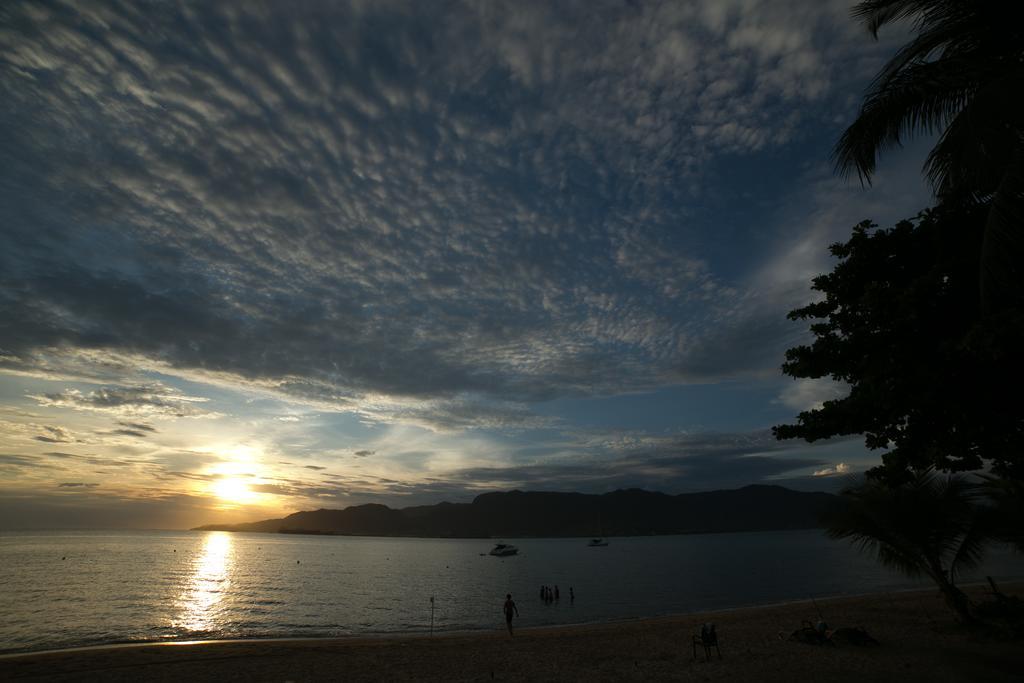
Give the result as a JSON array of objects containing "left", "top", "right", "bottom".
[{"left": 173, "top": 532, "right": 232, "bottom": 633}]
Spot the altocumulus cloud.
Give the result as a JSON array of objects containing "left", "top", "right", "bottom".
[
  {"left": 29, "top": 384, "right": 219, "bottom": 419},
  {"left": 0, "top": 0, "right": 903, "bottom": 432}
]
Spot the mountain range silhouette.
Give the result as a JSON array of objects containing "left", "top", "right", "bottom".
[{"left": 193, "top": 485, "right": 838, "bottom": 537}]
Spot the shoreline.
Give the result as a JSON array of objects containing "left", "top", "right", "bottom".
[
  {"left": 2, "top": 578, "right": 1022, "bottom": 659},
  {"left": 3, "top": 578, "right": 1019, "bottom": 660},
  {"left": 2, "top": 582, "right": 1021, "bottom": 681}
]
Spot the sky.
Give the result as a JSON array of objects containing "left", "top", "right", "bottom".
[{"left": 0, "top": 0, "right": 933, "bottom": 529}]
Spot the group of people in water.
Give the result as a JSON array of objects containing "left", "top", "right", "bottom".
[
  {"left": 538, "top": 584, "right": 574, "bottom": 604},
  {"left": 503, "top": 585, "right": 577, "bottom": 637}
]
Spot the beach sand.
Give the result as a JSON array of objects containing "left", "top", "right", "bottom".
[{"left": 2, "top": 583, "right": 1022, "bottom": 682}]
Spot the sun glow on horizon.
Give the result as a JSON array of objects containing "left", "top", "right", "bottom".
[
  {"left": 202, "top": 446, "right": 268, "bottom": 507},
  {"left": 212, "top": 476, "right": 256, "bottom": 504}
]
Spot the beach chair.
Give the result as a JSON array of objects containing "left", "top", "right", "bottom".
[{"left": 692, "top": 623, "right": 721, "bottom": 660}]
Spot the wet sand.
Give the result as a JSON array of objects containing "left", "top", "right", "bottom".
[{"left": 2, "top": 583, "right": 1022, "bottom": 682}]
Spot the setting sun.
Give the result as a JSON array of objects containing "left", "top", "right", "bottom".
[
  {"left": 212, "top": 477, "right": 255, "bottom": 504},
  {"left": 204, "top": 453, "right": 265, "bottom": 506}
]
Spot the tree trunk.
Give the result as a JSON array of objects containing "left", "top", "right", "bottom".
[
  {"left": 980, "top": 148, "right": 1024, "bottom": 314},
  {"left": 926, "top": 559, "right": 975, "bottom": 624},
  {"left": 936, "top": 577, "right": 975, "bottom": 624}
]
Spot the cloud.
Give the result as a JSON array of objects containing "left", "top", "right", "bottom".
[
  {"left": 673, "top": 144, "right": 932, "bottom": 386},
  {"left": 432, "top": 429, "right": 834, "bottom": 494},
  {"left": 777, "top": 378, "right": 849, "bottom": 412},
  {"left": 42, "top": 451, "right": 146, "bottom": 469},
  {"left": 0, "top": 0, "right": 911, "bottom": 434},
  {"left": 32, "top": 425, "right": 73, "bottom": 443},
  {"left": 29, "top": 383, "right": 219, "bottom": 419},
  {"left": 165, "top": 471, "right": 215, "bottom": 482},
  {"left": 110, "top": 428, "right": 151, "bottom": 438},
  {"left": 813, "top": 462, "right": 851, "bottom": 477},
  {"left": 0, "top": 453, "right": 63, "bottom": 469},
  {"left": 357, "top": 396, "right": 553, "bottom": 433},
  {"left": 57, "top": 482, "right": 99, "bottom": 488},
  {"left": 118, "top": 421, "right": 157, "bottom": 432},
  {"left": 0, "top": 1, "right": 934, "bottom": 532}
]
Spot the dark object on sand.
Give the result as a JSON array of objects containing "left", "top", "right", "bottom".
[
  {"left": 783, "top": 621, "right": 879, "bottom": 647},
  {"left": 692, "top": 623, "right": 721, "bottom": 660},
  {"left": 786, "top": 626, "right": 835, "bottom": 647},
  {"left": 974, "top": 579, "right": 1024, "bottom": 621},
  {"left": 829, "top": 627, "right": 880, "bottom": 647}
]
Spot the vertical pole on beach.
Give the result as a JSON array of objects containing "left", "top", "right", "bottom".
[{"left": 430, "top": 595, "right": 435, "bottom": 636}]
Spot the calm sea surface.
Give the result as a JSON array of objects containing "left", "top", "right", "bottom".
[{"left": 2, "top": 529, "right": 1023, "bottom": 654}]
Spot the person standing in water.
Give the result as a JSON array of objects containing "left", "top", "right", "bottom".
[{"left": 503, "top": 593, "right": 519, "bottom": 636}]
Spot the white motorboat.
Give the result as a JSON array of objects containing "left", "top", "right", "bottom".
[
  {"left": 489, "top": 543, "right": 519, "bottom": 556},
  {"left": 587, "top": 538, "right": 608, "bottom": 547}
]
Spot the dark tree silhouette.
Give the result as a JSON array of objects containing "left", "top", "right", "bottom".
[
  {"left": 824, "top": 469, "right": 987, "bottom": 623},
  {"left": 773, "top": 204, "right": 1024, "bottom": 479},
  {"left": 834, "top": 0, "right": 1024, "bottom": 310}
]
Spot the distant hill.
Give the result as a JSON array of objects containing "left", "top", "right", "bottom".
[{"left": 192, "top": 485, "right": 839, "bottom": 537}]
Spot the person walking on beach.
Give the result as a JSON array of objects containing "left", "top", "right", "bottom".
[{"left": 503, "top": 593, "right": 519, "bottom": 636}]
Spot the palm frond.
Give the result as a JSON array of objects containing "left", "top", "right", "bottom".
[
  {"left": 851, "top": 1, "right": 936, "bottom": 38},
  {"left": 825, "top": 469, "right": 990, "bottom": 586},
  {"left": 924, "top": 109, "right": 1005, "bottom": 198},
  {"left": 924, "top": 67, "right": 1024, "bottom": 196},
  {"left": 826, "top": 477, "right": 928, "bottom": 577},
  {"left": 834, "top": 59, "right": 978, "bottom": 183},
  {"left": 872, "top": 12, "right": 980, "bottom": 87}
]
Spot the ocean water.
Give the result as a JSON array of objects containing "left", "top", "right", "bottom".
[{"left": 2, "top": 529, "right": 1023, "bottom": 654}]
